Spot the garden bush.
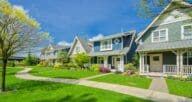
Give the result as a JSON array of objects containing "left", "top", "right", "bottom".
[
  {"left": 53, "top": 63, "right": 62, "bottom": 68},
  {"left": 99, "top": 67, "right": 110, "bottom": 73},
  {"left": 90, "top": 64, "right": 100, "bottom": 71},
  {"left": 37, "top": 61, "right": 49, "bottom": 67},
  {"left": 7, "top": 61, "right": 15, "bottom": 67},
  {"left": 124, "top": 63, "right": 136, "bottom": 71},
  {"left": 67, "top": 62, "right": 76, "bottom": 68}
]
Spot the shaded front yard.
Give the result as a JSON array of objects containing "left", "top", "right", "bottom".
[
  {"left": 0, "top": 68, "right": 151, "bottom": 102},
  {"left": 30, "top": 66, "right": 101, "bottom": 79},
  {"left": 166, "top": 79, "right": 192, "bottom": 98},
  {"left": 91, "top": 74, "right": 152, "bottom": 89}
]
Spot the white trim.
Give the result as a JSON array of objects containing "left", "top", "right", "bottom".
[
  {"left": 151, "top": 28, "right": 168, "bottom": 43},
  {"left": 181, "top": 23, "right": 192, "bottom": 40},
  {"left": 100, "top": 39, "right": 112, "bottom": 51}
]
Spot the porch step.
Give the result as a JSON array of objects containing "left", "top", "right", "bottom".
[{"left": 149, "top": 77, "right": 168, "bottom": 93}]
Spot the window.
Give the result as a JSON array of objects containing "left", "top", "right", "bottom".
[
  {"left": 100, "top": 40, "right": 112, "bottom": 51},
  {"left": 75, "top": 46, "right": 80, "bottom": 53},
  {"left": 152, "top": 29, "right": 168, "bottom": 42},
  {"left": 97, "top": 57, "right": 104, "bottom": 64},
  {"left": 183, "top": 51, "right": 192, "bottom": 65},
  {"left": 182, "top": 24, "right": 192, "bottom": 39},
  {"left": 153, "top": 56, "right": 159, "bottom": 61}
]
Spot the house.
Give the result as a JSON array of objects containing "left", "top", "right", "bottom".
[
  {"left": 136, "top": 1, "right": 192, "bottom": 76},
  {"left": 40, "top": 44, "right": 70, "bottom": 65},
  {"left": 89, "top": 31, "right": 137, "bottom": 72},
  {"left": 68, "top": 36, "right": 92, "bottom": 58}
]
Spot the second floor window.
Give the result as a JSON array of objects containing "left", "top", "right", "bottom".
[
  {"left": 152, "top": 29, "right": 168, "bottom": 42},
  {"left": 182, "top": 24, "right": 192, "bottom": 39},
  {"left": 100, "top": 40, "right": 112, "bottom": 51}
]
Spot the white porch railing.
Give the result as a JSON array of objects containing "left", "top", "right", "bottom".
[
  {"left": 163, "top": 65, "right": 177, "bottom": 74},
  {"left": 144, "top": 64, "right": 149, "bottom": 73},
  {"left": 182, "top": 65, "right": 192, "bottom": 75}
]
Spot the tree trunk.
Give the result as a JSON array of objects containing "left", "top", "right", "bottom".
[{"left": 1, "top": 59, "right": 7, "bottom": 92}]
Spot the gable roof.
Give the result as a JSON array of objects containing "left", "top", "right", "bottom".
[
  {"left": 89, "top": 31, "right": 136, "bottom": 56},
  {"left": 136, "top": 0, "right": 192, "bottom": 42},
  {"left": 68, "top": 36, "right": 91, "bottom": 56}
]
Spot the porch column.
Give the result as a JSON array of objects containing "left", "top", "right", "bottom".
[
  {"left": 119, "top": 55, "right": 124, "bottom": 72},
  {"left": 180, "top": 50, "right": 187, "bottom": 75},
  {"left": 104, "top": 56, "right": 108, "bottom": 68},
  {"left": 139, "top": 53, "right": 145, "bottom": 73},
  {"left": 176, "top": 51, "right": 180, "bottom": 74}
]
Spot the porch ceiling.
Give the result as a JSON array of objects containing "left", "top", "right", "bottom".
[{"left": 137, "top": 39, "right": 192, "bottom": 52}]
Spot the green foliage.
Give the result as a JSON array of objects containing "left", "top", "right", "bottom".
[
  {"left": 132, "top": 54, "right": 139, "bottom": 68},
  {"left": 23, "top": 52, "right": 39, "bottom": 66},
  {"left": 53, "top": 63, "right": 62, "bottom": 68},
  {"left": 124, "top": 63, "right": 136, "bottom": 71},
  {"left": 73, "top": 53, "right": 90, "bottom": 68},
  {"left": 7, "top": 61, "right": 15, "bottom": 67},
  {"left": 37, "top": 60, "right": 49, "bottom": 67},
  {"left": 90, "top": 64, "right": 101, "bottom": 71},
  {"left": 67, "top": 62, "right": 76, "bottom": 68},
  {"left": 57, "top": 51, "right": 69, "bottom": 64}
]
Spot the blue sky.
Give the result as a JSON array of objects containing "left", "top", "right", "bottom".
[{"left": 9, "top": 0, "right": 152, "bottom": 45}]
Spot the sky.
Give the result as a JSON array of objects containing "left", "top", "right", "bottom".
[{"left": 9, "top": 0, "right": 152, "bottom": 46}]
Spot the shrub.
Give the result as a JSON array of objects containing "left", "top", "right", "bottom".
[
  {"left": 99, "top": 67, "right": 110, "bottom": 73},
  {"left": 7, "top": 61, "right": 15, "bottom": 67},
  {"left": 73, "top": 53, "right": 89, "bottom": 68},
  {"left": 124, "top": 63, "right": 136, "bottom": 71},
  {"left": 67, "top": 62, "right": 75, "bottom": 68},
  {"left": 37, "top": 61, "right": 48, "bottom": 67},
  {"left": 185, "top": 75, "right": 192, "bottom": 81},
  {"left": 90, "top": 64, "right": 100, "bottom": 71},
  {"left": 53, "top": 63, "right": 62, "bottom": 68}
]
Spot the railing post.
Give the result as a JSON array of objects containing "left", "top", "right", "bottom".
[{"left": 163, "top": 65, "right": 165, "bottom": 74}]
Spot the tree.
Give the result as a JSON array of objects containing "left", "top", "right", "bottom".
[
  {"left": 73, "top": 53, "right": 89, "bottom": 68},
  {"left": 138, "top": 0, "right": 192, "bottom": 19},
  {"left": 23, "top": 51, "right": 39, "bottom": 66},
  {"left": 0, "top": 0, "right": 50, "bottom": 91},
  {"left": 57, "top": 51, "right": 69, "bottom": 64},
  {"left": 132, "top": 54, "right": 139, "bottom": 69}
]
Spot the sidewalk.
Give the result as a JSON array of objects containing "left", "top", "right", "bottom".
[
  {"left": 16, "top": 68, "right": 192, "bottom": 102},
  {"left": 149, "top": 77, "right": 169, "bottom": 93}
]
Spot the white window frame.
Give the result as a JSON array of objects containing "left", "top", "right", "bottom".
[
  {"left": 100, "top": 39, "right": 112, "bottom": 51},
  {"left": 181, "top": 24, "right": 192, "bottom": 40},
  {"left": 97, "top": 57, "right": 104, "bottom": 64},
  {"left": 151, "top": 28, "right": 168, "bottom": 43}
]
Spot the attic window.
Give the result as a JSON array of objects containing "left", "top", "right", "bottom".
[
  {"left": 182, "top": 24, "right": 192, "bottom": 40},
  {"left": 152, "top": 29, "right": 168, "bottom": 42}
]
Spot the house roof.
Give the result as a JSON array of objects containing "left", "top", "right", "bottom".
[
  {"left": 91, "top": 30, "right": 136, "bottom": 42},
  {"left": 68, "top": 36, "right": 91, "bottom": 56},
  {"left": 89, "top": 31, "right": 136, "bottom": 56},
  {"left": 135, "top": 0, "right": 192, "bottom": 42},
  {"left": 136, "top": 39, "right": 192, "bottom": 52}
]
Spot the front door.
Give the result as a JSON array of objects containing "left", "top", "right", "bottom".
[
  {"left": 150, "top": 54, "right": 163, "bottom": 72},
  {"left": 112, "top": 56, "right": 121, "bottom": 70}
]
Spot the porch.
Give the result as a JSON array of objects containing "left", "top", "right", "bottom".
[
  {"left": 90, "top": 55, "right": 125, "bottom": 72},
  {"left": 139, "top": 49, "right": 192, "bottom": 76}
]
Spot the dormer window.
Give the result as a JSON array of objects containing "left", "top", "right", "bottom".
[
  {"left": 152, "top": 29, "right": 168, "bottom": 42},
  {"left": 100, "top": 40, "right": 112, "bottom": 51},
  {"left": 182, "top": 24, "right": 192, "bottom": 40}
]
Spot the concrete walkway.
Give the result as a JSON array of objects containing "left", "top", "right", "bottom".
[
  {"left": 81, "top": 72, "right": 112, "bottom": 80},
  {"left": 149, "top": 77, "right": 169, "bottom": 93},
  {"left": 16, "top": 68, "right": 192, "bottom": 102}
]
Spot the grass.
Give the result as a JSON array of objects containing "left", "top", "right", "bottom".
[
  {"left": 0, "top": 67, "right": 151, "bottom": 102},
  {"left": 166, "top": 79, "right": 192, "bottom": 98},
  {"left": 30, "top": 66, "right": 101, "bottom": 79},
  {"left": 91, "top": 74, "right": 152, "bottom": 89}
]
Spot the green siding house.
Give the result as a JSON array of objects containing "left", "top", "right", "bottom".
[{"left": 136, "top": 1, "right": 192, "bottom": 76}]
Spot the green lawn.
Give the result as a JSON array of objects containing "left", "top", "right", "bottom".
[
  {"left": 0, "top": 68, "right": 151, "bottom": 102},
  {"left": 30, "top": 66, "right": 101, "bottom": 79},
  {"left": 166, "top": 79, "right": 192, "bottom": 98},
  {"left": 91, "top": 74, "right": 152, "bottom": 89}
]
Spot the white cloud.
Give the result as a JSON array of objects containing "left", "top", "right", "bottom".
[
  {"left": 13, "top": 5, "right": 29, "bottom": 14},
  {"left": 89, "top": 34, "right": 104, "bottom": 41},
  {"left": 58, "top": 41, "right": 72, "bottom": 46}
]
